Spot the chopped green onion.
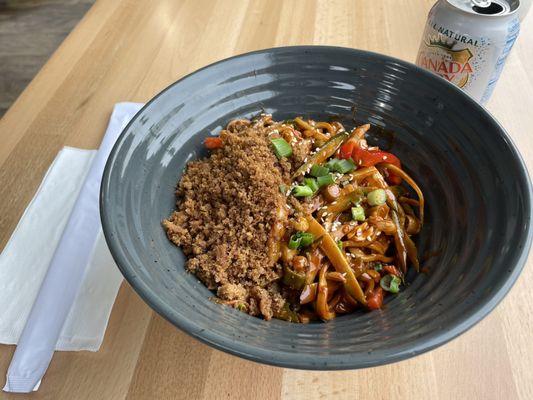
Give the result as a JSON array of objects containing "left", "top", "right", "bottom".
[
  {"left": 270, "top": 138, "right": 292, "bottom": 158},
  {"left": 325, "top": 158, "right": 356, "bottom": 173},
  {"left": 310, "top": 164, "right": 330, "bottom": 177},
  {"left": 336, "top": 240, "right": 343, "bottom": 250},
  {"left": 279, "top": 184, "right": 288, "bottom": 195},
  {"left": 292, "top": 185, "right": 313, "bottom": 197},
  {"left": 288, "top": 232, "right": 315, "bottom": 249},
  {"left": 236, "top": 303, "right": 247, "bottom": 311},
  {"left": 304, "top": 178, "right": 319, "bottom": 193},
  {"left": 317, "top": 174, "right": 335, "bottom": 188},
  {"left": 299, "top": 232, "right": 315, "bottom": 247},
  {"left": 288, "top": 235, "right": 301, "bottom": 249},
  {"left": 374, "top": 262, "right": 383, "bottom": 271},
  {"left": 333, "top": 158, "right": 356, "bottom": 173},
  {"left": 325, "top": 158, "right": 341, "bottom": 171},
  {"left": 351, "top": 205, "right": 365, "bottom": 221},
  {"left": 367, "top": 189, "right": 387, "bottom": 206},
  {"left": 380, "top": 274, "right": 401, "bottom": 294}
]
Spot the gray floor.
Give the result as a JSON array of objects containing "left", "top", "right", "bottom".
[{"left": 0, "top": 0, "right": 95, "bottom": 117}]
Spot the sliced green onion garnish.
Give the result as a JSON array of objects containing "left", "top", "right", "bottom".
[
  {"left": 288, "top": 232, "right": 315, "bottom": 249},
  {"left": 304, "top": 178, "right": 319, "bottom": 193},
  {"left": 292, "top": 185, "right": 314, "bottom": 197},
  {"left": 351, "top": 205, "right": 365, "bottom": 221},
  {"left": 337, "top": 240, "right": 343, "bottom": 250},
  {"left": 334, "top": 158, "right": 356, "bottom": 173},
  {"left": 380, "top": 274, "right": 401, "bottom": 294},
  {"left": 299, "top": 232, "right": 314, "bottom": 247},
  {"left": 270, "top": 138, "right": 292, "bottom": 159},
  {"left": 325, "top": 158, "right": 341, "bottom": 171},
  {"left": 374, "top": 262, "right": 383, "bottom": 272},
  {"left": 317, "top": 174, "right": 335, "bottom": 188},
  {"left": 279, "top": 184, "right": 288, "bottom": 195},
  {"left": 367, "top": 189, "right": 387, "bottom": 206},
  {"left": 288, "top": 235, "right": 301, "bottom": 249},
  {"left": 310, "top": 164, "right": 330, "bottom": 177}
]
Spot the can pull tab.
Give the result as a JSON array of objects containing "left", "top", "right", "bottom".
[{"left": 471, "top": 0, "right": 491, "bottom": 7}]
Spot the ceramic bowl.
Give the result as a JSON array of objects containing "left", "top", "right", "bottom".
[{"left": 100, "top": 46, "right": 532, "bottom": 369}]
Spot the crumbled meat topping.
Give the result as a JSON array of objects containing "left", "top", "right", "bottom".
[{"left": 163, "top": 121, "right": 289, "bottom": 319}]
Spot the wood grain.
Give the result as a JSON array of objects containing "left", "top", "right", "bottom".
[
  {"left": 0, "top": 0, "right": 95, "bottom": 116},
  {"left": 0, "top": 1, "right": 532, "bottom": 399}
]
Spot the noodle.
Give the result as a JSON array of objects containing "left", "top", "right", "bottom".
[{"left": 165, "top": 114, "right": 425, "bottom": 322}]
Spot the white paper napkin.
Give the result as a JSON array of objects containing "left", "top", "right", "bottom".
[
  {"left": 0, "top": 147, "right": 123, "bottom": 351},
  {"left": 2, "top": 102, "right": 144, "bottom": 393}
]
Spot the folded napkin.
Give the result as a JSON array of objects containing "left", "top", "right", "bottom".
[{"left": 2, "top": 102, "right": 144, "bottom": 393}]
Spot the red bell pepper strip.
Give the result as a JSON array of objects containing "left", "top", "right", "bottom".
[
  {"left": 366, "top": 287, "right": 384, "bottom": 310},
  {"left": 338, "top": 139, "right": 357, "bottom": 159},
  {"left": 339, "top": 140, "right": 402, "bottom": 185}
]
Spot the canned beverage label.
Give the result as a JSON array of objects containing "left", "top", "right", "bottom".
[
  {"left": 416, "top": 0, "right": 520, "bottom": 103},
  {"left": 481, "top": 17, "right": 519, "bottom": 102},
  {"left": 418, "top": 23, "right": 480, "bottom": 89}
]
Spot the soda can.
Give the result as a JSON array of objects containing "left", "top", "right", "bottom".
[{"left": 416, "top": 0, "right": 520, "bottom": 103}]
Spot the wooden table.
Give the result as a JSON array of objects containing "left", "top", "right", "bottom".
[{"left": 1, "top": 1, "right": 532, "bottom": 399}]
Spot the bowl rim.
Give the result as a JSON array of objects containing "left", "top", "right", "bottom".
[{"left": 100, "top": 45, "right": 533, "bottom": 370}]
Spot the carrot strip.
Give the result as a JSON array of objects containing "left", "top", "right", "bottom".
[{"left": 204, "top": 137, "right": 223, "bottom": 149}]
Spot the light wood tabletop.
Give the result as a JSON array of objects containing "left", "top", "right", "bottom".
[{"left": 1, "top": 0, "right": 532, "bottom": 399}]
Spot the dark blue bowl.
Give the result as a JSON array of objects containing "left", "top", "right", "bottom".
[{"left": 100, "top": 46, "right": 533, "bottom": 370}]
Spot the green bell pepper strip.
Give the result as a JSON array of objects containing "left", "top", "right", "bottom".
[
  {"left": 282, "top": 266, "right": 307, "bottom": 290},
  {"left": 292, "top": 132, "right": 349, "bottom": 179}
]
